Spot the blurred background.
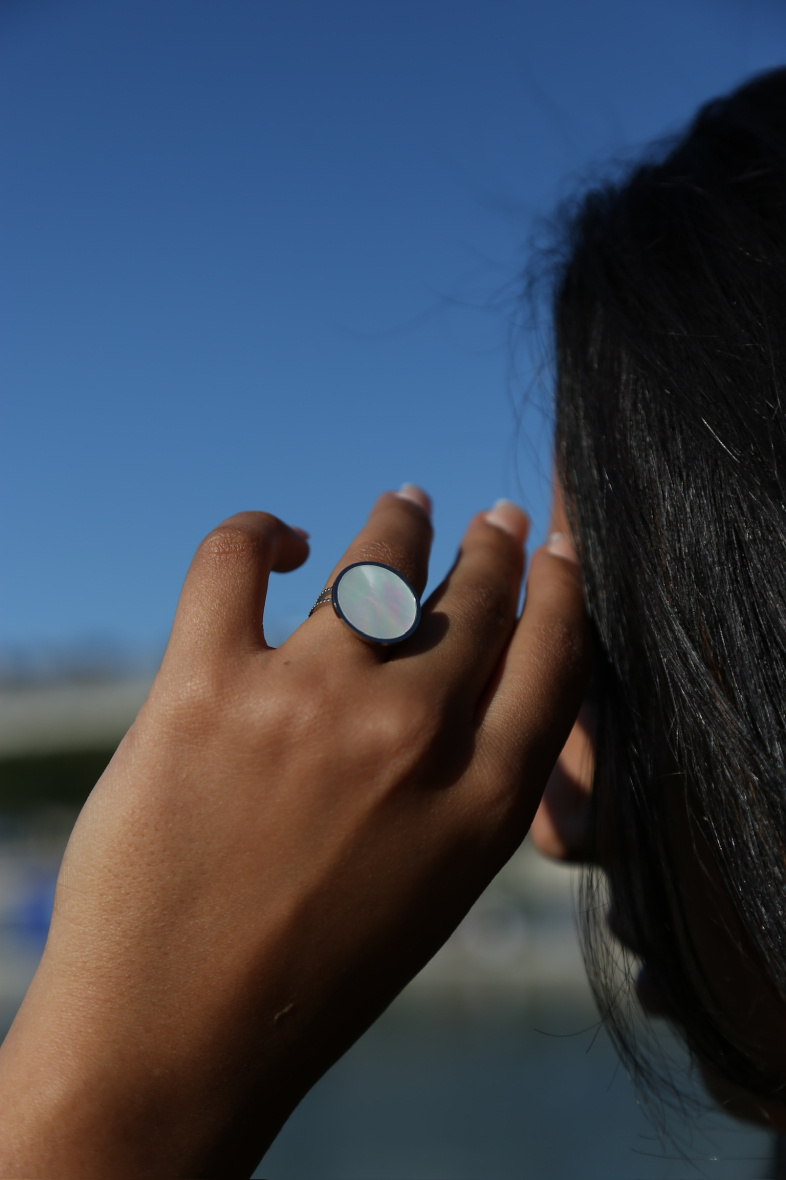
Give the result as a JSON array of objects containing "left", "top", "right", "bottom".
[{"left": 2, "top": 1, "right": 785, "bottom": 1175}]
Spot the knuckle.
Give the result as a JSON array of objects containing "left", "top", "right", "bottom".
[
  {"left": 149, "top": 661, "right": 235, "bottom": 738},
  {"left": 357, "top": 537, "right": 408, "bottom": 572},
  {"left": 196, "top": 520, "right": 273, "bottom": 568},
  {"left": 527, "top": 612, "right": 584, "bottom": 678},
  {"left": 454, "top": 580, "right": 513, "bottom": 635},
  {"left": 354, "top": 691, "right": 440, "bottom": 770},
  {"left": 255, "top": 661, "right": 327, "bottom": 737}
]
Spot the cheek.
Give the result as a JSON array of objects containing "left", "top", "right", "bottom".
[{"left": 530, "top": 705, "right": 596, "bottom": 863}]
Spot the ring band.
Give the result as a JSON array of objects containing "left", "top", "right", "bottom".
[
  {"left": 309, "top": 561, "right": 421, "bottom": 645},
  {"left": 309, "top": 589, "right": 332, "bottom": 614}
]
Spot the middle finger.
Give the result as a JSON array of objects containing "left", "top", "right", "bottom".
[{"left": 390, "top": 500, "right": 529, "bottom": 704}]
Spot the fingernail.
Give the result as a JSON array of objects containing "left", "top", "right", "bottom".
[
  {"left": 290, "top": 526, "right": 310, "bottom": 540},
  {"left": 546, "top": 531, "right": 578, "bottom": 563},
  {"left": 396, "top": 483, "right": 432, "bottom": 516},
  {"left": 484, "top": 499, "right": 530, "bottom": 543}
]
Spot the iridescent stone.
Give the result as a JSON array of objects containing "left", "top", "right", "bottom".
[{"left": 334, "top": 562, "right": 419, "bottom": 643}]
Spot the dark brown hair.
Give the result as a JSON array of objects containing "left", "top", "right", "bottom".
[{"left": 554, "top": 67, "right": 786, "bottom": 1103}]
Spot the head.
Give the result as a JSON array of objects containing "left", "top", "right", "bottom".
[{"left": 532, "top": 67, "right": 786, "bottom": 1123}]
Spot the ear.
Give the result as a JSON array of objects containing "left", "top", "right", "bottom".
[{"left": 530, "top": 701, "right": 596, "bottom": 863}]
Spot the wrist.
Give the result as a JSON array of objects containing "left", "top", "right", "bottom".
[{"left": 0, "top": 950, "right": 293, "bottom": 1178}]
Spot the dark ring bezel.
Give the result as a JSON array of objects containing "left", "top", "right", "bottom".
[{"left": 331, "top": 561, "right": 421, "bottom": 645}]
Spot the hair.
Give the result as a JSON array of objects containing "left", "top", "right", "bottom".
[{"left": 552, "top": 67, "right": 786, "bottom": 1105}]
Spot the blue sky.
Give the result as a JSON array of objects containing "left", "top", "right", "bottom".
[{"left": 2, "top": 0, "right": 785, "bottom": 670}]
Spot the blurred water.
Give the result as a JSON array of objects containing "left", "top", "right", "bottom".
[{"left": 257, "top": 1001, "right": 772, "bottom": 1180}]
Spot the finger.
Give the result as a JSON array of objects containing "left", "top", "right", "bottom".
[
  {"left": 476, "top": 536, "right": 591, "bottom": 815},
  {"left": 530, "top": 702, "right": 596, "bottom": 862},
  {"left": 168, "top": 511, "right": 310, "bottom": 659},
  {"left": 549, "top": 465, "right": 571, "bottom": 536},
  {"left": 298, "top": 485, "right": 433, "bottom": 657},
  {"left": 325, "top": 485, "right": 433, "bottom": 593},
  {"left": 391, "top": 500, "right": 529, "bottom": 703}
]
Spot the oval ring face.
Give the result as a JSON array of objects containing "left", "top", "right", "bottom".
[{"left": 333, "top": 562, "right": 420, "bottom": 644}]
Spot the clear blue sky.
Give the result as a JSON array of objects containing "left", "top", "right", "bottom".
[{"left": 2, "top": 0, "right": 785, "bottom": 669}]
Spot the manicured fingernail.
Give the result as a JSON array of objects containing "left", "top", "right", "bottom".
[
  {"left": 484, "top": 499, "right": 530, "bottom": 543},
  {"left": 546, "top": 531, "right": 578, "bottom": 563},
  {"left": 290, "top": 526, "right": 310, "bottom": 540},
  {"left": 396, "top": 483, "right": 432, "bottom": 516}
]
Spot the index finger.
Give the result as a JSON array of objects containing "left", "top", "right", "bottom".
[
  {"left": 167, "top": 511, "right": 310, "bottom": 660},
  {"left": 477, "top": 538, "right": 591, "bottom": 809}
]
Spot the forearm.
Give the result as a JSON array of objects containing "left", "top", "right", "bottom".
[
  {"left": 0, "top": 898, "right": 404, "bottom": 1178},
  {"left": 0, "top": 951, "right": 297, "bottom": 1178}
]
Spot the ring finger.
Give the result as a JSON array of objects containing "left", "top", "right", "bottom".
[{"left": 294, "top": 485, "right": 434, "bottom": 660}]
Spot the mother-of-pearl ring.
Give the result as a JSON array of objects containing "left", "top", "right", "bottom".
[{"left": 309, "top": 561, "right": 421, "bottom": 645}]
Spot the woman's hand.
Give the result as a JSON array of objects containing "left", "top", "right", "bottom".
[{"left": 0, "top": 488, "right": 589, "bottom": 1178}]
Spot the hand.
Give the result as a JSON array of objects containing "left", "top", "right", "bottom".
[{"left": 0, "top": 489, "right": 589, "bottom": 1178}]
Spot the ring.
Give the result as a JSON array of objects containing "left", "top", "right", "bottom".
[{"left": 309, "top": 561, "right": 421, "bottom": 645}]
